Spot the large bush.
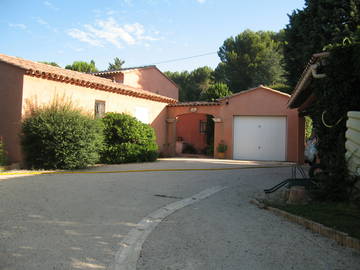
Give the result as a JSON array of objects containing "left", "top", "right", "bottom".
[
  {"left": 21, "top": 99, "right": 103, "bottom": 169},
  {"left": 100, "top": 113, "right": 158, "bottom": 163}
]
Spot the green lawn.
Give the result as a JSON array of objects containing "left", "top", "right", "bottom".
[{"left": 269, "top": 202, "right": 360, "bottom": 239}]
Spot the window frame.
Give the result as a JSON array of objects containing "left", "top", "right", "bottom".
[{"left": 94, "top": 100, "right": 106, "bottom": 118}]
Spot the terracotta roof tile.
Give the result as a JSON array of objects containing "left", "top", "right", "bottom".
[
  {"left": 0, "top": 53, "right": 176, "bottom": 104},
  {"left": 167, "top": 101, "right": 221, "bottom": 107}
]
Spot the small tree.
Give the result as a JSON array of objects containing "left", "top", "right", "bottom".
[
  {"left": 107, "top": 57, "right": 125, "bottom": 71},
  {"left": 100, "top": 113, "right": 158, "bottom": 164},
  {"left": 65, "top": 60, "right": 98, "bottom": 73},
  {"left": 21, "top": 97, "right": 103, "bottom": 169},
  {"left": 39, "top": 61, "right": 61, "bottom": 67},
  {"left": 200, "top": 83, "right": 232, "bottom": 101}
]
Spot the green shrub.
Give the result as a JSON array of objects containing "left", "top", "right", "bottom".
[
  {"left": 217, "top": 142, "right": 228, "bottom": 153},
  {"left": 305, "top": 116, "right": 313, "bottom": 140},
  {"left": 0, "top": 139, "right": 8, "bottom": 166},
  {"left": 100, "top": 113, "right": 158, "bottom": 163},
  {"left": 21, "top": 99, "right": 104, "bottom": 169}
]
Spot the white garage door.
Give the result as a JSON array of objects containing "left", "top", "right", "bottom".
[{"left": 233, "top": 116, "right": 286, "bottom": 161}]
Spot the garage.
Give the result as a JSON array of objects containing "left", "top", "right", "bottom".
[
  {"left": 168, "top": 86, "right": 303, "bottom": 163},
  {"left": 233, "top": 116, "right": 287, "bottom": 161}
]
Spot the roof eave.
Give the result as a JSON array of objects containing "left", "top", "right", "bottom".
[{"left": 288, "top": 52, "right": 330, "bottom": 109}]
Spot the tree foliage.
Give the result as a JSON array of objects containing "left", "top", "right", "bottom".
[
  {"left": 165, "top": 66, "right": 214, "bottom": 101},
  {"left": 216, "top": 30, "right": 285, "bottom": 92},
  {"left": 107, "top": 57, "right": 125, "bottom": 71},
  {"left": 267, "top": 83, "right": 293, "bottom": 94},
  {"left": 39, "top": 61, "right": 61, "bottom": 67},
  {"left": 200, "top": 83, "right": 232, "bottom": 101},
  {"left": 65, "top": 60, "right": 98, "bottom": 73},
  {"left": 164, "top": 71, "right": 190, "bottom": 101},
  {"left": 283, "top": 0, "right": 360, "bottom": 86}
]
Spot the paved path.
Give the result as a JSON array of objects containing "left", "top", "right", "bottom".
[
  {"left": 137, "top": 181, "right": 360, "bottom": 270},
  {"left": 0, "top": 158, "right": 359, "bottom": 269}
]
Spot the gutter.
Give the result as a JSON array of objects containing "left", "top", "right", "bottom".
[
  {"left": 311, "top": 63, "right": 326, "bottom": 79},
  {"left": 288, "top": 52, "right": 329, "bottom": 109}
]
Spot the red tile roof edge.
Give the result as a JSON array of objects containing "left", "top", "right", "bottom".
[
  {"left": 0, "top": 54, "right": 177, "bottom": 104},
  {"left": 167, "top": 101, "right": 221, "bottom": 107}
]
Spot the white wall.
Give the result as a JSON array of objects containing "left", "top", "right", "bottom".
[{"left": 345, "top": 111, "right": 360, "bottom": 175}]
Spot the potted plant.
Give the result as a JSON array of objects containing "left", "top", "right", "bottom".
[{"left": 217, "top": 141, "right": 227, "bottom": 159}]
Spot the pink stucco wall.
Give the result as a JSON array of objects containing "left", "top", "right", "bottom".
[
  {"left": 0, "top": 63, "right": 25, "bottom": 163},
  {"left": 166, "top": 87, "right": 304, "bottom": 163},
  {"left": 176, "top": 113, "right": 208, "bottom": 152},
  {"left": 122, "top": 68, "right": 179, "bottom": 100},
  {"left": 20, "top": 76, "right": 169, "bottom": 158}
]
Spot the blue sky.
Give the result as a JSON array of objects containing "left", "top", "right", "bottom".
[{"left": 1, "top": 0, "right": 304, "bottom": 72}]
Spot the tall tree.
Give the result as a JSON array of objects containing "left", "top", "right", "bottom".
[
  {"left": 107, "top": 57, "right": 125, "bottom": 71},
  {"left": 284, "top": 0, "right": 360, "bottom": 87},
  {"left": 65, "top": 60, "right": 98, "bottom": 73},
  {"left": 216, "top": 30, "right": 285, "bottom": 93}
]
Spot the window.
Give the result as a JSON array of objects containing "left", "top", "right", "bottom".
[
  {"left": 94, "top": 100, "right": 105, "bottom": 118},
  {"left": 200, "top": 120, "right": 207, "bottom": 133}
]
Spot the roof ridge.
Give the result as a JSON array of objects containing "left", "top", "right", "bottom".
[{"left": 217, "top": 85, "right": 290, "bottom": 101}]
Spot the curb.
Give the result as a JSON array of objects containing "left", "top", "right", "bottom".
[
  {"left": 0, "top": 165, "right": 292, "bottom": 176},
  {"left": 250, "top": 199, "right": 360, "bottom": 252},
  {"left": 110, "top": 185, "right": 227, "bottom": 270}
]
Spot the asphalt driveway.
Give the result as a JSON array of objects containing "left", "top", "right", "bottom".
[{"left": 0, "top": 158, "right": 358, "bottom": 270}]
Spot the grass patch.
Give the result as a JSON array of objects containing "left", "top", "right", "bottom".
[{"left": 269, "top": 202, "right": 360, "bottom": 239}]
